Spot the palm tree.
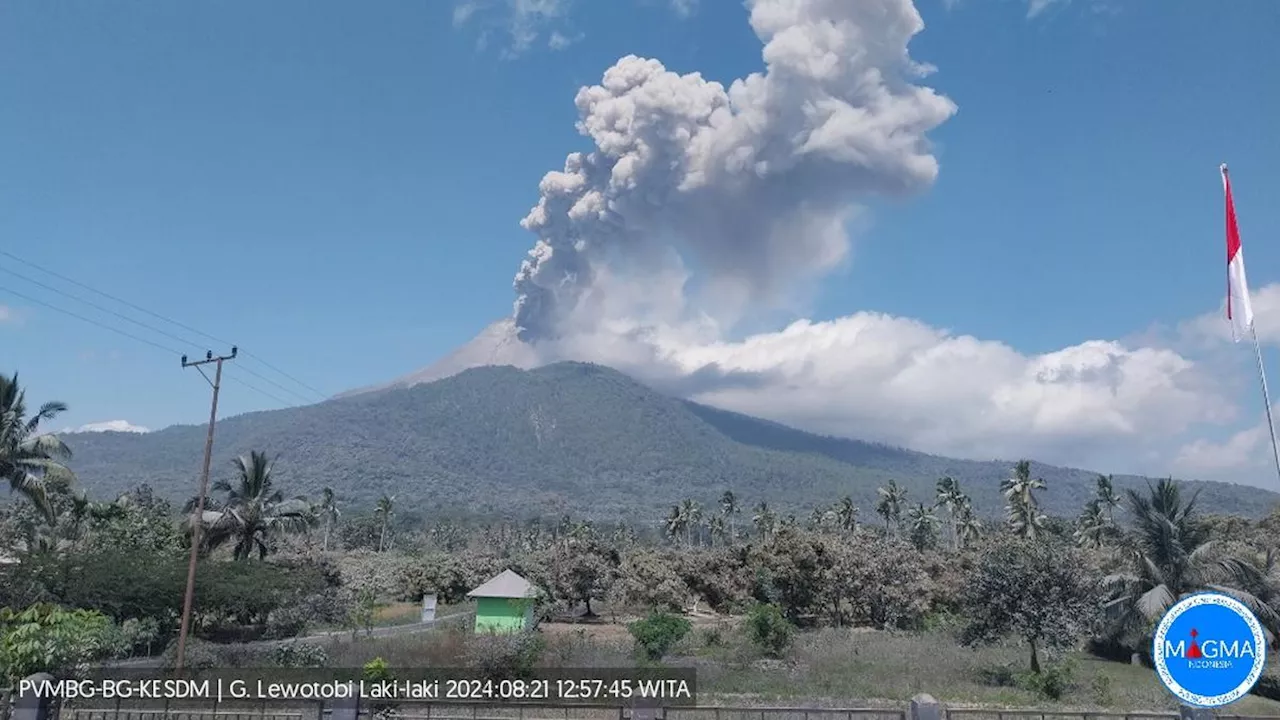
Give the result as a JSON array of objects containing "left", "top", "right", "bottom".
[
  {"left": 1075, "top": 499, "right": 1107, "bottom": 549},
  {"left": 1102, "top": 478, "right": 1278, "bottom": 649},
  {"left": 720, "top": 490, "right": 740, "bottom": 542},
  {"left": 906, "top": 503, "right": 940, "bottom": 551},
  {"left": 752, "top": 501, "right": 777, "bottom": 542},
  {"left": 708, "top": 515, "right": 726, "bottom": 547},
  {"left": 809, "top": 506, "right": 833, "bottom": 530},
  {"left": 663, "top": 505, "right": 685, "bottom": 545},
  {"left": 318, "top": 487, "right": 340, "bottom": 552},
  {"left": 875, "top": 481, "right": 907, "bottom": 536},
  {"left": 679, "top": 499, "right": 702, "bottom": 546},
  {"left": 1095, "top": 474, "right": 1122, "bottom": 525},
  {"left": 935, "top": 476, "right": 967, "bottom": 550},
  {"left": 1002, "top": 460, "right": 1046, "bottom": 539},
  {"left": 834, "top": 496, "right": 858, "bottom": 533},
  {"left": 198, "top": 451, "right": 314, "bottom": 561},
  {"left": 955, "top": 501, "right": 981, "bottom": 548},
  {"left": 375, "top": 494, "right": 396, "bottom": 552},
  {"left": 0, "top": 372, "right": 75, "bottom": 522}
]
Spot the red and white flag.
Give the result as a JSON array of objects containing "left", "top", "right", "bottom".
[{"left": 1224, "top": 164, "right": 1254, "bottom": 342}]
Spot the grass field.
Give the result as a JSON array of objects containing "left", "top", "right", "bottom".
[{"left": 299, "top": 615, "right": 1280, "bottom": 714}]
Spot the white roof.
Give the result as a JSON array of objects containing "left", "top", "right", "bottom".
[{"left": 467, "top": 569, "right": 536, "bottom": 599}]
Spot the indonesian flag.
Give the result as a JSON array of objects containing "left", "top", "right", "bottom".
[{"left": 1224, "top": 164, "right": 1254, "bottom": 342}]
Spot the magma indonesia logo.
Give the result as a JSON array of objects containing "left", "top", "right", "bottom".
[{"left": 1153, "top": 592, "right": 1268, "bottom": 707}]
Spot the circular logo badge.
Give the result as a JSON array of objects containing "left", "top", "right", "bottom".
[{"left": 1153, "top": 592, "right": 1267, "bottom": 707}]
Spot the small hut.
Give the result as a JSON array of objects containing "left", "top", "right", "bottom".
[{"left": 468, "top": 569, "right": 537, "bottom": 634}]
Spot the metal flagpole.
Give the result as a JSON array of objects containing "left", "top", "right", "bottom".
[{"left": 1249, "top": 324, "right": 1280, "bottom": 486}]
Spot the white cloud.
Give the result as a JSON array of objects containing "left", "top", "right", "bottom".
[
  {"left": 452, "top": 0, "right": 574, "bottom": 57},
  {"left": 521, "top": 296, "right": 1234, "bottom": 476},
  {"left": 548, "top": 31, "right": 580, "bottom": 50},
  {"left": 670, "top": 0, "right": 697, "bottom": 17},
  {"left": 453, "top": 1, "right": 482, "bottom": 26},
  {"left": 69, "top": 420, "right": 151, "bottom": 434},
  {"left": 0, "top": 305, "right": 14, "bottom": 324},
  {"left": 1026, "top": 0, "right": 1066, "bottom": 18},
  {"left": 1175, "top": 422, "right": 1269, "bottom": 476}
]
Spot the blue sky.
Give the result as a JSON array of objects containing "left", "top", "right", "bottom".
[{"left": 3, "top": 0, "right": 1280, "bottom": 483}]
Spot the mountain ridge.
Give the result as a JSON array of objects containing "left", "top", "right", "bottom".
[{"left": 59, "top": 361, "right": 1278, "bottom": 522}]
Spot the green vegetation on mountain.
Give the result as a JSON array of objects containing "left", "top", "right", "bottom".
[{"left": 60, "top": 362, "right": 1278, "bottom": 521}]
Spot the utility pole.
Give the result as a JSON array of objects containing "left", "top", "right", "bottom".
[{"left": 174, "top": 347, "right": 236, "bottom": 672}]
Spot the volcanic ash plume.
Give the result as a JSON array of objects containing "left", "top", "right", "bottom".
[{"left": 511, "top": 0, "right": 957, "bottom": 342}]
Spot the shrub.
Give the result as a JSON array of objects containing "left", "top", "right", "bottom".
[
  {"left": 1016, "top": 661, "right": 1075, "bottom": 700},
  {"left": 263, "top": 604, "right": 310, "bottom": 640},
  {"left": 745, "top": 603, "right": 793, "bottom": 658},
  {"left": 99, "top": 617, "right": 162, "bottom": 658},
  {"left": 270, "top": 642, "right": 328, "bottom": 668},
  {"left": 701, "top": 626, "right": 723, "bottom": 648},
  {"left": 465, "top": 632, "right": 545, "bottom": 680},
  {"left": 159, "top": 637, "right": 219, "bottom": 673},
  {"left": 363, "top": 656, "right": 394, "bottom": 681},
  {"left": 0, "top": 605, "right": 115, "bottom": 684},
  {"left": 627, "top": 611, "right": 692, "bottom": 661}
]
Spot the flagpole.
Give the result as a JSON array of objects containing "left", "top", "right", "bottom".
[{"left": 1248, "top": 323, "right": 1280, "bottom": 486}]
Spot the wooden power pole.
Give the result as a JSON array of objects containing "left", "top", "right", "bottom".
[{"left": 174, "top": 347, "right": 236, "bottom": 671}]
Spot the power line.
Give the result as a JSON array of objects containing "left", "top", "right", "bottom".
[
  {"left": 226, "top": 375, "right": 294, "bottom": 408},
  {"left": 0, "top": 249, "right": 230, "bottom": 345},
  {"left": 0, "top": 249, "right": 328, "bottom": 401},
  {"left": 0, "top": 283, "right": 184, "bottom": 356},
  {"left": 0, "top": 266, "right": 203, "bottom": 351},
  {"left": 226, "top": 361, "right": 317, "bottom": 405},
  {"left": 0, "top": 283, "right": 296, "bottom": 410},
  {"left": 238, "top": 351, "right": 326, "bottom": 399},
  {"left": 0, "top": 264, "right": 318, "bottom": 404}
]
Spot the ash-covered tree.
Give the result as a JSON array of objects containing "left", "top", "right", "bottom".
[
  {"left": 548, "top": 530, "right": 619, "bottom": 617},
  {"left": 613, "top": 548, "right": 689, "bottom": 612},
  {"left": 961, "top": 537, "right": 1100, "bottom": 674}
]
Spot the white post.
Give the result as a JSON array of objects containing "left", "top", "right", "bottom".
[
  {"left": 1250, "top": 324, "right": 1280, "bottom": 488},
  {"left": 421, "top": 592, "right": 437, "bottom": 623}
]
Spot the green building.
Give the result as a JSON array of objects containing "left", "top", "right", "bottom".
[{"left": 468, "top": 569, "right": 538, "bottom": 634}]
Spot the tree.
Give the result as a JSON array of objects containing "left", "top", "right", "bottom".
[
  {"left": 720, "top": 490, "right": 739, "bottom": 542},
  {"left": 808, "top": 506, "right": 833, "bottom": 530},
  {"left": 375, "top": 494, "right": 395, "bottom": 552},
  {"left": 961, "top": 537, "right": 1100, "bottom": 674},
  {"left": 752, "top": 501, "right": 776, "bottom": 542},
  {"left": 834, "top": 496, "right": 858, "bottom": 533},
  {"left": 549, "top": 535, "right": 617, "bottom": 617},
  {"left": 1002, "top": 460, "right": 1046, "bottom": 539},
  {"left": 663, "top": 505, "right": 686, "bottom": 545},
  {"left": 318, "top": 487, "right": 341, "bottom": 552},
  {"left": 1095, "top": 474, "right": 1122, "bottom": 525},
  {"left": 955, "top": 498, "right": 981, "bottom": 549},
  {"left": 707, "top": 515, "right": 726, "bottom": 546},
  {"left": 613, "top": 549, "right": 689, "bottom": 612},
  {"left": 906, "top": 503, "right": 940, "bottom": 551},
  {"left": 679, "top": 499, "right": 702, "bottom": 546},
  {"left": 935, "top": 476, "right": 967, "bottom": 550},
  {"left": 875, "top": 481, "right": 907, "bottom": 535},
  {"left": 0, "top": 372, "right": 75, "bottom": 522},
  {"left": 1074, "top": 500, "right": 1107, "bottom": 549},
  {"left": 198, "top": 451, "right": 315, "bottom": 561},
  {"left": 1102, "top": 478, "right": 1277, "bottom": 649}
]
